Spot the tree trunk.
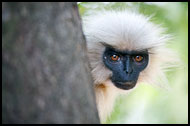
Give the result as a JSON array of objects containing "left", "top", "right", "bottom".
[{"left": 2, "top": 2, "right": 100, "bottom": 124}]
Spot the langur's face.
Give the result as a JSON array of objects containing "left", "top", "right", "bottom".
[{"left": 103, "top": 46, "right": 149, "bottom": 90}]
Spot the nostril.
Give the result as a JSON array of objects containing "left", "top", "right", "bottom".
[{"left": 126, "top": 69, "right": 133, "bottom": 74}]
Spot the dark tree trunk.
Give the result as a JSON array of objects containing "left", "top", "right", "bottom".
[{"left": 2, "top": 2, "right": 100, "bottom": 124}]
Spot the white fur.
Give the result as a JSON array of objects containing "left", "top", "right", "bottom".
[{"left": 82, "top": 10, "right": 178, "bottom": 122}]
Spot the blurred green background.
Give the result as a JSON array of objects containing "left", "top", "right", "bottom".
[{"left": 78, "top": 2, "right": 188, "bottom": 124}]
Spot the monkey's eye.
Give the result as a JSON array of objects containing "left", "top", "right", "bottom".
[
  {"left": 134, "top": 55, "right": 144, "bottom": 62},
  {"left": 110, "top": 54, "right": 120, "bottom": 61}
]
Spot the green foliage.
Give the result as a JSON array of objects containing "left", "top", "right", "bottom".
[{"left": 78, "top": 2, "right": 188, "bottom": 124}]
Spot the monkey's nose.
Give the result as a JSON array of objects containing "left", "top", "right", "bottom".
[
  {"left": 124, "top": 58, "right": 133, "bottom": 74},
  {"left": 125, "top": 68, "right": 133, "bottom": 74}
]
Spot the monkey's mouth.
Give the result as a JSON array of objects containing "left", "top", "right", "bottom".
[{"left": 112, "top": 81, "right": 136, "bottom": 90}]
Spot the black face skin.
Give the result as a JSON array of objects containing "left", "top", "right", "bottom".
[{"left": 103, "top": 46, "right": 149, "bottom": 90}]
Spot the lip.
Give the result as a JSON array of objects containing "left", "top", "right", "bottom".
[{"left": 112, "top": 81, "right": 136, "bottom": 90}]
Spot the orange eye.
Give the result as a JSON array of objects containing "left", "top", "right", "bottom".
[
  {"left": 134, "top": 55, "right": 143, "bottom": 62},
  {"left": 111, "top": 55, "right": 120, "bottom": 61}
]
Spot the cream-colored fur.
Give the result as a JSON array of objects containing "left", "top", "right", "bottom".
[{"left": 82, "top": 10, "right": 178, "bottom": 122}]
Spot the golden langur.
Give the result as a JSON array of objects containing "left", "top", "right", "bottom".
[{"left": 82, "top": 10, "right": 177, "bottom": 122}]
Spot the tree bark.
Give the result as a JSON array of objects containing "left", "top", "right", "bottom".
[{"left": 2, "top": 2, "right": 100, "bottom": 124}]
